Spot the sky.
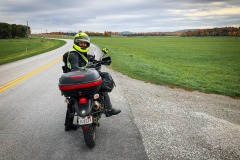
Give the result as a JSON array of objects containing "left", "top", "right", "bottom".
[{"left": 1, "top": 0, "right": 240, "bottom": 33}]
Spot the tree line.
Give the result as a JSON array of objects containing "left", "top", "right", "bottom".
[
  {"left": 113, "top": 27, "right": 240, "bottom": 37},
  {"left": 44, "top": 31, "right": 113, "bottom": 37},
  {"left": 0, "top": 22, "right": 31, "bottom": 38},
  {"left": 38, "top": 26, "right": 240, "bottom": 37},
  {"left": 182, "top": 27, "right": 240, "bottom": 36},
  {"left": 85, "top": 27, "right": 240, "bottom": 37}
]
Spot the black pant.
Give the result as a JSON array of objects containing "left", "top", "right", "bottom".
[
  {"left": 102, "top": 92, "right": 112, "bottom": 110},
  {"left": 64, "top": 92, "right": 112, "bottom": 127},
  {"left": 64, "top": 103, "right": 74, "bottom": 127}
]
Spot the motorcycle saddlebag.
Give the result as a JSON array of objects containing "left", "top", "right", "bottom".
[
  {"left": 58, "top": 69, "right": 102, "bottom": 97},
  {"left": 99, "top": 72, "right": 115, "bottom": 92}
]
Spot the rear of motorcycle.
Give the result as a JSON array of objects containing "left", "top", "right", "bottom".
[
  {"left": 59, "top": 69, "right": 103, "bottom": 148},
  {"left": 76, "top": 96, "right": 96, "bottom": 148}
]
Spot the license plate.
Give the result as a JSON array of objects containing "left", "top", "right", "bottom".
[{"left": 78, "top": 116, "right": 93, "bottom": 125}]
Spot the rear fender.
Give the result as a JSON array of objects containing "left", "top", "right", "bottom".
[{"left": 74, "top": 96, "right": 93, "bottom": 117}]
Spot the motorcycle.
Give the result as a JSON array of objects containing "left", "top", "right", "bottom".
[{"left": 58, "top": 52, "right": 113, "bottom": 148}]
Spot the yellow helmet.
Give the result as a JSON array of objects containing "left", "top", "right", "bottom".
[{"left": 73, "top": 32, "right": 90, "bottom": 53}]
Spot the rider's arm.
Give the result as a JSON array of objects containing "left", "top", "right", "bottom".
[
  {"left": 68, "top": 52, "right": 81, "bottom": 71},
  {"left": 87, "top": 54, "right": 95, "bottom": 62}
]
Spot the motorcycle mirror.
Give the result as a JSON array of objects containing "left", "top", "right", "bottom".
[{"left": 101, "top": 56, "right": 111, "bottom": 65}]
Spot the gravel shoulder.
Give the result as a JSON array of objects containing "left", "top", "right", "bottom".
[{"left": 104, "top": 66, "right": 240, "bottom": 160}]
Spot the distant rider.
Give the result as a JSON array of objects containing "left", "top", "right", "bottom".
[{"left": 64, "top": 32, "right": 121, "bottom": 131}]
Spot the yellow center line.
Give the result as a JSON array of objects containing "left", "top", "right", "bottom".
[{"left": 0, "top": 57, "right": 62, "bottom": 93}]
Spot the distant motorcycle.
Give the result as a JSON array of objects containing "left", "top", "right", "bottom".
[{"left": 58, "top": 52, "right": 114, "bottom": 148}]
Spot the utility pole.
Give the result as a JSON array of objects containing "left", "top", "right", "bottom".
[
  {"left": 27, "top": 21, "right": 29, "bottom": 45},
  {"left": 26, "top": 21, "right": 29, "bottom": 53}
]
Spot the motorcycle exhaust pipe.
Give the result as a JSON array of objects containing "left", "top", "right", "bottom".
[
  {"left": 94, "top": 94, "right": 99, "bottom": 99},
  {"left": 93, "top": 101, "right": 101, "bottom": 110}
]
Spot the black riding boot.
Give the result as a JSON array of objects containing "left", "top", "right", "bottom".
[
  {"left": 103, "top": 92, "right": 121, "bottom": 117},
  {"left": 64, "top": 102, "right": 78, "bottom": 131}
]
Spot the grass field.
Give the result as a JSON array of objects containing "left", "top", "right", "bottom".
[
  {"left": 1, "top": 36, "right": 239, "bottom": 97},
  {"left": 0, "top": 38, "right": 66, "bottom": 65},
  {"left": 91, "top": 36, "right": 240, "bottom": 97}
]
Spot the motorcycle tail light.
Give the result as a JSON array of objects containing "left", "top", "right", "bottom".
[{"left": 79, "top": 97, "right": 87, "bottom": 104}]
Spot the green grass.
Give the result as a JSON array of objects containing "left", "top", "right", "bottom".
[
  {"left": 0, "top": 38, "right": 66, "bottom": 65},
  {"left": 91, "top": 36, "right": 240, "bottom": 97}
]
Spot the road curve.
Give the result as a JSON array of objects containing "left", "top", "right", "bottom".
[
  {"left": 0, "top": 40, "right": 148, "bottom": 160},
  {"left": 1, "top": 39, "right": 240, "bottom": 160}
]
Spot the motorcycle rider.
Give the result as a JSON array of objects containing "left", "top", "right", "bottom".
[{"left": 64, "top": 32, "right": 121, "bottom": 131}]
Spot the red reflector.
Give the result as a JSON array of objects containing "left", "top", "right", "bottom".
[
  {"left": 70, "top": 75, "right": 85, "bottom": 79},
  {"left": 83, "top": 126, "right": 89, "bottom": 131},
  {"left": 59, "top": 79, "right": 102, "bottom": 91},
  {"left": 79, "top": 97, "right": 87, "bottom": 104}
]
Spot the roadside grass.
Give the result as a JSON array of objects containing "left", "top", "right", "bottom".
[
  {"left": 0, "top": 38, "right": 66, "bottom": 65},
  {"left": 91, "top": 36, "right": 240, "bottom": 97}
]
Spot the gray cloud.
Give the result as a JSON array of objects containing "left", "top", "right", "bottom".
[{"left": 0, "top": 0, "right": 239, "bottom": 33}]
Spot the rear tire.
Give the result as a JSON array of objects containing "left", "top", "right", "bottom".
[{"left": 83, "top": 125, "right": 96, "bottom": 148}]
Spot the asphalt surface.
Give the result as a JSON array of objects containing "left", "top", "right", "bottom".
[
  {"left": 0, "top": 40, "right": 148, "bottom": 160},
  {"left": 1, "top": 39, "right": 240, "bottom": 160},
  {"left": 106, "top": 68, "right": 240, "bottom": 160}
]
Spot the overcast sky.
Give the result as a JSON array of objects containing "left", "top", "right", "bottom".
[{"left": 1, "top": 0, "right": 240, "bottom": 33}]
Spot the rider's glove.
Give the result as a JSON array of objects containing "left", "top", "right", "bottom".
[{"left": 102, "top": 48, "right": 109, "bottom": 54}]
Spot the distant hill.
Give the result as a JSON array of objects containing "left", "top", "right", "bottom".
[
  {"left": 175, "top": 29, "right": 199, "bottom": 32},
  {"left": 120, "top": 31, "right": 133, "bottom": 35}
]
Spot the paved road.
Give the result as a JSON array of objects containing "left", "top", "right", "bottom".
[
  {"left": 106, "top": 68, "right": 240, "bottom": 160},
  {"left": 1, "top": 39, "right": 240, "bottom": 160},
  {"left": 0, "top": 40, "right": 148, "bottom": 160}
]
